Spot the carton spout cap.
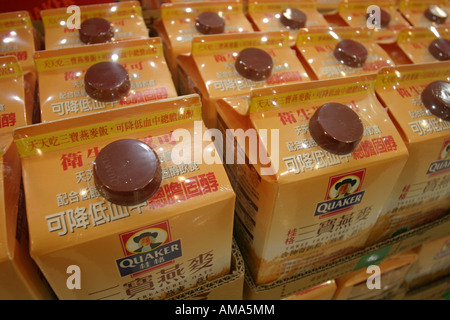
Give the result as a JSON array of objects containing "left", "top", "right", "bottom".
[
  {"left": 333, "top": 39, "right": 368, "bottom": 68},
  {"left": 79, "top": 17, "right": 114, "bottom": 44},
  {"left": 428, "top": 38, "right": 450, "bottom": 61},
  {"left": 424, "top": 5, "right": 448, "bottom": 24},
  {"left": 93, "top": 139, "right": 162, "bottom": 206},
  {"left": 309, "top": 103, "right": 364, "bottom": 155},
  {"left": 84, "top": 61, "right": 131, "bottom": 102},
  {"left": 280, "top": 8, "right": 307, "bottom": 30},
  {"left": 195, "top": 12, "right": 225, "bottom": 35},
  {"left": 421, "top": 80, "right": 450, "bottom": 121},
  {"left": 235, "top": 47, "right": 273, "bottom": 81}
]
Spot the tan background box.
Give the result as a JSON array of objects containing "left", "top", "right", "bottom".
[{"left": 242, "top": 214, "right": 450, "bottom": 300}]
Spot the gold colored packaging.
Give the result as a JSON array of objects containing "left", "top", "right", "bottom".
[
  {"left": 333, "top": 250, "right": 418, "bottom": 300},
  {"left": 34, "top": 38, "right": 177, "bottom": 122},
  {"left": 177, "top": 31, "right": 310, "bottom": 128},
  {"left": 337, "top": 0, "right": 410, "bottom": 43},
  {"left": 13, "top": 94, "right": 236, "bottom": 300},
  {"left": 153, "top": 0, "right": 254, "bottom": 84},
  {"left": 0, "top": 134, "right": 55, "bottom": 299},
  {"left": 398, "top": 0, "right": 450, "bottom": 27},
  {"left": 295, "top": 27, "right": 394, "bottom": 80},
  {"left": 246, "top": 0, "right": 329, "bottom": 45},
  {"left": 367, "top": 61, "right": 450, "bottom": 245},
  {"left": 216, "top": 74, "right": 409, "bottom": 285},
  {"left": 396, "top": 26, "right": 450, "bottom": 64},
  {"left": 41, "top": 1, "right": 149, "bottom": 50},
  {"left": 405, "top": 234, "right": 450, "bottom": 290},
  {"left": 283, "top": 280, "right": 337, "bottom": 300},
  {"left": 0, "top": 56, "right": 32, "bottom": 134}
]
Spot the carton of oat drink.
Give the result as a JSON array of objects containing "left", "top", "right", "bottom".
[{"left": 215, "top": 74, "right": 409, "bottom": 285}]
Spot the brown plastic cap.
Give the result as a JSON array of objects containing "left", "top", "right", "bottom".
[
  {"left": 421, "top": 80, "right": 450, "bottom": 121},
  {"left": 79, "top": 17, "right": 114, "bottom": 44},
  {"left": 309, "top": 103, "right": 364, "bottom": 155},
  {"left": 334, "top": 39, "right": 368, "bottom": 68},
  {"left": 235, "top": 47, "right": 273, "bottom": 81},
  {"left": 428, "top": 38, "right": 450, "bottom": 61},
  {"left": 84, "top": 61, "right": 131, "bottom": 102},
  {"left": 195, "top": 11, "right": 225, "bottom": 34},
  {"left": 94, "top": 139, "right": 162, "bottom": 206},
  {"left": 424, "top": 5, "right": 448, "bottom": 24},
  {"left": 280, "top": 8, "right": 307, "bottom": 29},
  {"left": 366, "top": 8, "right": 391, "bottom": 28}
]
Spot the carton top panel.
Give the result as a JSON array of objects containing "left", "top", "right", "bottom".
[
  {"left": 34, "top": 38, "right": 178, "bottom": 122},
  {"left": 0, "top": 56, "right": 27, "bottom": 135},
  {"left": 337, "top": 0, "right": 411, "bottom": 43},
  {"left": 218, "top": 73, "right": 409, "bottom": 182},
  {"left": 396, "top": 26, "right": 450, "bottom": 64},
  {"left": 190, "top": 31, "right": 310, "bottom": 98},
  {"left": 13, "top": 95, "right": 235, "bottom": 253},
  {"left": 295, "top": 26, "right": 395, "bottom": 79},
  {"left": 40, "top": 1, "right": 148, "bottom": 50},
  {"left": 159, "top": 1, "right": 254, "bottom": 50},
  {"left": 375, "top": 61, "right": 450, "bottom": 144}
]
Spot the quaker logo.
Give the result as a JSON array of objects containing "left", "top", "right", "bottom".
[
  {"left": 116, "top": 221, "right": 182, "bottom": 277},
  {"left": 434, "top": 239, "right": 450, "bottom": 260},
  {"left": 314, "top": 169, "right": 366, "bottom": 217},
  {"left": 426, "top": 139, "right": 450, "bottom": 175}
]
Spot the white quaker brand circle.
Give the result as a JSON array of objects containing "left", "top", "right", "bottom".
[
  {"left": 329, "top": 175, "right": 361, "bottom": 200},
  {"left": 126, "top": 228, "right": 168, "bottom": 254},
  {"left": 441, "top": 142, "right": 450, "bottom": 160}
]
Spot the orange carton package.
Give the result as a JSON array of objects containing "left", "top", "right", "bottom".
[
  {"left": 0, "top": 134, "right": 55, "bottom": 299},
  {"left": 398, "top": 0, "right": 450, "bottom": 27},
  {"left": 0, "top": 11, "right": 38, "bottom": 75},
  {"left": 41, "top": 1, "right": 149, "bottom": 50},
  {"left": 405, "top": 234, "right": 450, "bottom": 290},
  {"left": 396, "top": 26, "right": 450, "bottom": 64},
  {"left": 215, "top": 74, "right": 409, "bottom": 285},
  {"left": 153, "top": 1, "right": 254, "bottom": 82},
  {"left": 13, "top": 94, "right": 236, "bottom": 300},
  {"left": 0, "top": 11, "right": 39, "bottom": 124},
  {"left": 295, "top": 26, "right": 395, "bottom": 80},
  {"left": 34, "top": 37, "right": 177, "bottom": 123},
  {"left": 333, "top": 250, "right": 418, "bottom": 300},
  {"left": 0, "top": 56, "right": 34, "bottom": 134},
  {"left": 246, "top": 0, "right": 329, "bottom": 45},
  {"left": 283, "top": 280, "right": 337, "bottom": 300},
  {"left": 177, "top": 31, "right": 310, "bottom": 128},
  {"left": 367, "top": 61, "right": 450, "bottom": 245},
  {"left": 337, "top": 0, "right": 411, "bottom": 43}
]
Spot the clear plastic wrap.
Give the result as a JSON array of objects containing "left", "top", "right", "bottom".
[
  {"left": 367, "top": 61, "right": 450, "bottom": 245},
  {"left": 215, "top": 74, "right": 409, "bottom": 285},
  {"left": 13, "top": 94, "right": 236, "bottom": 300},
  {"left": 34, "top": 37, "right": 177, "bottom": 122},
  {"left": 41, "top": 1, "right": 149, "bottom": 50}
]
